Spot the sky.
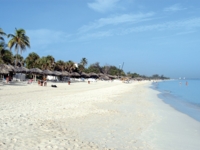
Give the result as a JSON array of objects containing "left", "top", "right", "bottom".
[{"left": 1, "top": 0, "right": 200, "bottom": 78}]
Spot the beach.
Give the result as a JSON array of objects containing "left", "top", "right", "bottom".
[{"left": 0, "top": 80, "right": 200, "bottom": 150}]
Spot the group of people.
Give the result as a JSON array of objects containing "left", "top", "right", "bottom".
[{"left": 38, "top": 77, "right": 47, "bottom": 86}]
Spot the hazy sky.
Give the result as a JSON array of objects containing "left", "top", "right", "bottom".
[{"left": 1, "top": 0, "right": 200, "bottom": 78}]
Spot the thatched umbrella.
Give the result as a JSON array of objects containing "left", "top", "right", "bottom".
[
  {"left": 13, "top": 66, "right": 30, "bottom": 81},
  {"left": 8, "top": 64, "right": 16, "bottom": 72},
  {"left": 0, "top": 64, "right": 15, "bottom": 72},
  {"left": 29, "top": 68, "right": 43, "bottom": 74},
  {"left": 29, "top": 68, "right": 43, "bottom": 82},
  {"left": 98, "top": 73, "right": 104, "bottom": 77},
  {"left": 42, "top": 69, "right": 53, "bottom": 75},
  {"left": 61, "top": 71, "right": 70, "bottom": 76},
  {"left": 15, "top": 66, "right": 30, "bottom": 73},
  {"left": 70, "top": 72, "right": 80, "bottom": 78},
  {"left": 52, "top": 71, "right": 62, "bottom": 76},
  {"left": 100, "top": 75, "right": 110, "bottom": 80},
  {"left": 107, "top": 74, "right": 117, "bottom": 79},
  {"left": 89, "top": 72, "right": 98, "bottom": 78},
  {"left": 80, "top": 72, "right": 90, "bottom": 78},
  {"left": 0, "top": 68, "right": 9, "bottom": 74}
]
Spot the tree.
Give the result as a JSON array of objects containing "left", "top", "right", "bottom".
[
  {"left": 80, "top": 57, "right": 88, "bottom": 67},
  {"left": 1, "top": 50, "right": 14, "bottom": 65},
  {"left": 0, "top": 41, "right": 7, "bottom": 63},
  {"left": 86, "top": 62, "right": 101, "bottom": 73},
  {"left": 37, "top": 57, "right": 48, "bottom": 70},
  {"left": 107, "top": 66, "right": 122, "bottom": 76},
  {"left": 13, "top": 54, "right": 24, "bottom": 66},
  {"left": 8, "top": 28, "right": 30, "bottom": 66},
  {"left": 78, "top": 64, "right": 84, "bottom": 73},
  {"left": 46, "top": 55, "right": 55, "bottom": 70},
  {"left": 36, "top": 56, "right": 55, "bottom": 70},
  {"left": 0, "top": 28, "right": 6, "bottom": 41},
  {"left": 152, "top": 74, "right": 160, "bottom": 79},
  {"left": 55, "top": 60, "right": 66, "bottom": 71},
  {"left": 25, "top": 52, "right": 40, "bottom": 68},
  {"left": 65, "top": 60, "right": 76, "bottom": 73},
  {"left": 102, "top": 64, "right": 110, "bottom": 74}
]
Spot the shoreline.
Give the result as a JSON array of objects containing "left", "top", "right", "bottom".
[
  {"left": 145, "top": 82, "right": 200, "bottom": 150},
  {"left": 151, "top": 80, "right": 200, "bottom": 122},
  {"left": 0, "top": 81, "right": 200, "bottom": 149}
]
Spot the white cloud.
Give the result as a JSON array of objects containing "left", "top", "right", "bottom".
[
  {"left": 79, "top": 12, "right": 155, "bottom": 33},
  {"left": 26, "top": 29, "right": 71, "bottom": 49},
  {"left": 88, "top": 0, "right": 120, "bottom": 13},
  {"left": 77, "top": 17, "right": 200, "bottom": 41},
  {"left": 121, "top": 17, "right": 200, "bottom": 34},
  {"left": 164, "top": 4, "right": 186, "bottom": 12}
]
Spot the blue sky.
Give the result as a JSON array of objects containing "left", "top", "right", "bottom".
[{"left": 1, "top": 0, "right": 200, "bottom": 78}]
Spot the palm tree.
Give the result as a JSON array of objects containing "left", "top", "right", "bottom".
[
  {"left": 37, "top": 57, "right": 48, "bottom": 70},
  {"left": 13, "top": 54, "right": 24, "bottom": 66},
  {"left": 25, "top": 52, "right": 40, "bottom": 68},
  {"left": 0, "top": 28, "right": 6, "bottom": 41},
  {"left": 55, "top": 60, "right": 66, "bottom": 71},
  {"left": 36, "top": 56, "right": 55, "bottom": 70},
  {"left": 7, "top": 28, "right": 30, "bottom": 66},
  {"left": 78, "top": 64, "right": 84, "bottom": 73},
  {"left": 0, "top": 42, "right": 6, "bottom": 62},
  {"left": 80, "top": 57, "right": 88, "bottom": 67},
  {"left": 1, "top": 50, "right": 14, "bottom": 65},
  {"left": 65, "top": 60, "right": 76, "bottom": 73},
  {"left": 46, "top": 55, "right": 55, "bottom": 70}
]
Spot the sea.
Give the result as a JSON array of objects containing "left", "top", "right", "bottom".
[{"left": 152, "top": 79, "right": 200, "bottom": 122}]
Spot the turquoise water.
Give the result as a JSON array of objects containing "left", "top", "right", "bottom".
[{"left": 152, "top": 79, "right": 200, "bottom": 122}]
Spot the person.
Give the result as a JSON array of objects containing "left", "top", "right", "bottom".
[
  {"left": 27, "top": 79, "right": 33, "bottom": 84},
  {"left": 44, "top": 77, "right": 47, "bottom": 86},
  {"left": 6, "top": 76, "right": 9, "bottom": 83},
  {"left": 186, "top": 81, "right": 188, "bottom": 86}
]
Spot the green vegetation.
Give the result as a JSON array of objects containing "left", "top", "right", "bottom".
[
  {"left": 7, "top": 28, "right": 30, "bottom": 66},
  {"left": 127, "top": 72, "right": 170, "bottom": 80}
]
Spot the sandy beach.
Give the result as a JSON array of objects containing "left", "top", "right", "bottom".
[{"left": 0, "top": 80, "right": 200, "bottom": 150}]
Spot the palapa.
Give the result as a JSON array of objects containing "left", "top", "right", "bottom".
[
  {"left": 0, "top": 64, "right": 15, "bottom": 72},
  {"left": 42, "top": 69, "right": 53, "bottom": 75},
  {"left": 15, "top": 66, "right": 30, "bottom": 73},
  {"left": 80, "top": 72, "right": 90, "bottom": 78},
  {"left": 29, "top": 68, "right": 43, "bottom": 74},
  {"left": 89, "top": 72, "right": 98, "bottom": 78}
]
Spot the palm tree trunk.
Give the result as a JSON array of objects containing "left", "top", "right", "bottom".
[{"left": 15, "top": 47, "right": 19, "bottom": 67}]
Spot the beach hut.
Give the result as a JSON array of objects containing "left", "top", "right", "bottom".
[
  {"left": 89, "top": 72, "right": 98, "bottom": 78},
  {"left": 52, "top": 71, "right": 62, "bottom": 76},
  {"left": 61, "top": 71, "right": 70, "bottom": 76},
  {"left": 70, "top": 72, "right": 80, "bottom": 78},
  {"left": 80, "top": 72, "right": 90, "bottom": 78},
  {"left": 0, "top": 68, "right": 9, "bottom": 74},
  {"left": 14, "top": 66, "right": 29, "bottom": 73},
  {"left": 29, "top": 68, "right": 43, "bottom": 82},
  {"left": 99, "top": 75, "right": 110, "bottom": 80},
  {"left": 0, "top": 64, "right": 15, "bottom": 72},
  {"left": 42, "top": 69, "right": 53, "bottom": 75}
]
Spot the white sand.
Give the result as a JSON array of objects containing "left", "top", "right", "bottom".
[{"left": 0, "top": 80, "right": 200, "bottom": 150}]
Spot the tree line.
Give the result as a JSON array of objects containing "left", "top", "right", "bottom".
[
  {"left": 0, "top": 28, "right": 125, "bottom": 76},
  {"left": 126, "top": 72, "right": 169, "bottom": 80},
  {"left": 0, "top": 28, "right": 169, "bottom": 79}
]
